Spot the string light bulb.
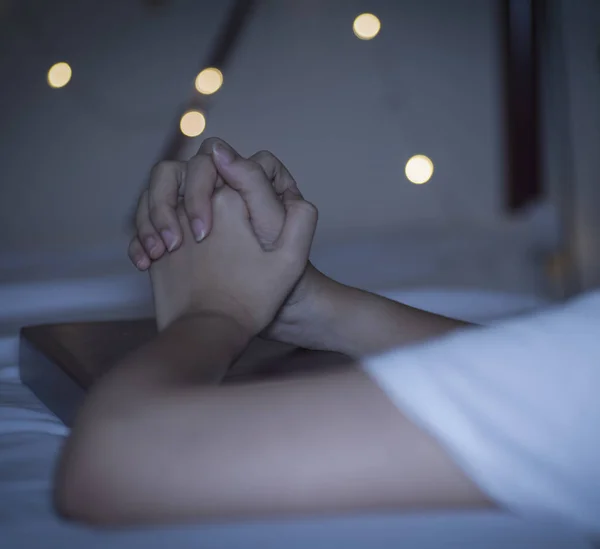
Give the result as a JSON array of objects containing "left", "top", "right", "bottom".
[
  {"left": 353, "top": 13, "right": 381, "bottom": 40},
  {"left": 180, "top": 110, "right": 206, "bottom": 137},
  {"left": 195, "top": 67, "right": 223, "bottom": 95},
  {"left": 47, "top": 62, "right": 72, "bottom": 88},
  {"left": 405, "top": 155, "right": 434, "bottom": 184}
]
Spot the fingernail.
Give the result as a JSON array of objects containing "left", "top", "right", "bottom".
[
  {"left": 136, "top": 257, "right": 150, "bottom": 270},
  {"left": 212, "top": 142, "right": 234, "bottom": 165},
  {"left": 191, "top": 218, "right": 206, "bottom": 242},
  {"left": 161, "top": 229, "right": 178, "bottom": 252}
]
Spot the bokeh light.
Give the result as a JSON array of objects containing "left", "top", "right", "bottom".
[
  {"left": 47, "top": 62, "right": 72, "bottom": 88},
  {"left": 405, "top": 155, "right": 434, "bottom": 184},
  {"left": 180, "top": 110, "right": 206, "bottom": 137},
  {"left": 195, "top": 67, "right": 223, "bottom": 95},
  {"left": 353, "top": 13, "right": 381, "bottom": 40}
]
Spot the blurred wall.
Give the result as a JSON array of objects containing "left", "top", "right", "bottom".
[
  {"left": 0, "top": 0, "right": 505, "bottom": 273},
  {"left": 559, "top": 0, "right": 600, "bottom": 290},
  {"left": 542, "top": 0, "right": 600, "bottom": 293}
]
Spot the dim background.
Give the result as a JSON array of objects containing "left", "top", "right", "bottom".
[{"left": 0, "top": 0, "right": 599, "bottom": 308}]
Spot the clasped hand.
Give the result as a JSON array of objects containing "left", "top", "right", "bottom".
[{"left": 146, "top": 141, "right": 318, "bottom": 337}]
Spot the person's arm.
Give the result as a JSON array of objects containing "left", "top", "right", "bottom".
[
  {"left": 55, "top": 312, "right": 491, "bottom": 526},
  {"left": 270, "top": 269, "right": 470, "bottom": 357},
  {"left": 56, "top": 179, "right": 490, "bottom": 526},
  {"left": 128, "top": 139, "right": 468, "bottom": 357},
  {"left": 54, "top": 312, "right": 248, "bottom": 519},
  {"left": 317, "top": 277, "right": 470, "bottom": 356}
]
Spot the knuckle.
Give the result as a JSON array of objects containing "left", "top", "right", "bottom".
[
  {"left": 149, "top": 161, "right": 183, "bottom": 195},
  {"left": 304, "top": 200, "right": 318, "bottom": 215},
  {"left": 293, "top": 200, "right": 318, "bottom": 219},
  {"left": 198, "top": 136, "right": 220, "bottom": 152},
  {"left": 252, "top": 150, "right": 277, "bottom": 177},
  {"left": 254, "top": 150, "right": 274, "bottom": 162},
  {"left": 150, "top": 160, "right": 177, "bottom": 179}
]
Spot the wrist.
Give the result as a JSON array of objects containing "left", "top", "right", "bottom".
[
  {"left": 184, "top": 290, "right": 266, "bottom": 340},
  {"left": 313, "top": 285, "right": 470, "bottom": 356},
  {"left": 308, "top": 281, "right": 365, "bottom": 353},
  {"left": 286, "top": 279, "right": 403, "bottom": 356},
  {"left": 266, "top": 267, "right": 346, "bottom": 350},
  {"left": 175, "top": 310, "right": 253, "bottom": 354}
]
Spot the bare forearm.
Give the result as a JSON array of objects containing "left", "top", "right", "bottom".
[
  {"left": 312, "top": 281, "right": 469, "bottom": 357},
  {"left": 56, "top": 312, "right": 251, "bottom": 519},
  {"left": 79, "top": 313, "right": 251, "bottom": 414}
]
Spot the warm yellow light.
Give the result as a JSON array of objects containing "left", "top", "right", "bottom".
[
  {"left": 405, "top": 155, "right": 434, "bottom": 184},
  {"left": 47, "top": 62, "right": 72, "bottom": 88},
  {"left": 180, "top": 111, "right": 206, "bottom": 137},
  {"left": 353, "top": 13, "right": 381, "bottom": 40},
  {"left": 195, "top": 67, "right": 223, "bottom": 95}
]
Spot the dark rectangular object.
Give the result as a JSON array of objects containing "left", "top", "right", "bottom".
[
  {"left": 500, "top": 0, "right": 544, "bottom": 211},
  {"left": 19, "top": 319, "right": 158, "bottom": 426},
  {"left": 18, "top": 319, "right": 348, "bottom": 427}
]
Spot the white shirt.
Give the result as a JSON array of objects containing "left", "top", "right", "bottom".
[{"left": 364, "top": 291, "right": 600, "bottom": 540}]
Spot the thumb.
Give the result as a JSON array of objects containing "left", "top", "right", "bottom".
[{"left": 276, "top": 191, "right": 318, "bottom": 262}]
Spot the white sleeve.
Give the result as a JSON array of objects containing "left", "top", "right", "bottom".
[{"left": 363, "top": 291, "right": 600, "bottom": 539}]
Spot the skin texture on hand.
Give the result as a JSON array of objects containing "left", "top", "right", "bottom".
[
  {"left": 150, "top": 185, "right": 317, "bottom": 337},
  {"left": 130, "top": 138, "right": 334, "bottom": 347},
  {"left": 129, "top": 138, "right": 300, "bottom": 264}
]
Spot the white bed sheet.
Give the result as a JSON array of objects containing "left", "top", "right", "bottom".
[{"left": 0, "top": 286, "right": 592, "bottom": 548}]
